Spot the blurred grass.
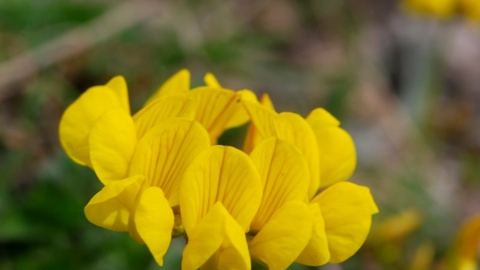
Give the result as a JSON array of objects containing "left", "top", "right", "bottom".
[{"left": 1, "top": 0, "right": 480, "bottom": 269}]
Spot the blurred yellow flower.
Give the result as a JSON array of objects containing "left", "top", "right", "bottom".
[
  {"left": 449, "top": 215, "right": 480, "bottom": 269},
  {"left": 459, "top": 0, "right": 480, "bottom": 22},
  {"left": 402, "top": 0, "right": 457, "bottom": 18}
]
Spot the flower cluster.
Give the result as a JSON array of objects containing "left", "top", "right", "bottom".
[
  {"left": 59, "top": 70, "right": 378, "bottom": 269},
  {"left": 402, "top": 0, "right": 480, "bottom": 21}
]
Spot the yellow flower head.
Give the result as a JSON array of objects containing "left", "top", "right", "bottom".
[
  {"left": 449, "top": 215, "right": 480, "bottom": 269},
  {"left": 59, "top": 69, "right": 378, "bottom": 269},
  {"left": 402, "top": 0, "right": 457, "bottom": 19}
]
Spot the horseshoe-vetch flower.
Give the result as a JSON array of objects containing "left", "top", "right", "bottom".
[
  {"left": 148, "top": 71, "right": 258, "bottom": 143},
  {"left": 59, "top": 76, "right": 130, "bottom": 167},
  {"left": 85, "top": 118, "right": 211, "bottom": 265},
  {"left": 248, "top": 138, "right": 320, "bottom": 269},
  {"left": 242, "top": 97, "right": 378, "bottom": 266},
  {"left": 59, "top": 69, "right": 378, "bottom": 269},
  {"left": 179, "top": 145, "right": 263, "bottom": 270}
]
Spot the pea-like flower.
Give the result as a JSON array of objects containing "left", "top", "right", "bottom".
[
  {"left": 59, "top": 69, "right": 378, "bottom": 269},
  {"left": 242, "top": 96, "right": 378, "bottom": 266},
  {"left": 179, "top": 145, "right": 263, "bottom": 269},
  {"left": 248, "top": 138, "right": 318, "bottom": 269}
]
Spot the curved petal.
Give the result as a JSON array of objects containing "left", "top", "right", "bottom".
[
  {"left": 135, "top": 187, "right": 174, "bottom": 266},
  {"left": 306, "top": 108, "right": 340, "bottom": 129},
  {"left": 128, "top": 118, "right": 210, "bottom": 206},
  {"left": 145, "top": 69, "right": 190, "bottom": 105},
  {"left": 312, "top": 182, "right": 378, "bottom": 263},
  {"left": 224, "top": 89, "right": 259, "bottom": 130},
  {"left": 198, "top": 73, "right": 256, "bottom": 131},
  {"left": 316, "top": 127, "right": 356, "bottom": 187},
  {"left": 307, "top": 108, "right": 356, "bottom": 187},
  {"left": 242, "top": 93, "right": 275, "bottom": 154},
  {"left": 249, "top": 201, "right": 313, "bottom": 270},
  {"left": 204, "top": 72, "right": 221, "bottom": 88},
  {"left": 84, "top": 175, "right": 143, "bottom": 231},
  {"left": 133, "top": 94, "right": 196, "bottom": 139},
  {"left": 249, "top": 138, "right": 310, "bottom": 230},
  {"left": 243, "top": 102, "right": 320, "bottom": 197},
  {"left": 242, "top": 100, "right": 277, "bottom": 141},
  {"left": 183, "top": 202, "right": 250, "bottom": 270},
  {"left": 180, "top": 146, "right": 262, "bottom": 234},
  {"left": 274, "top": 113, "right": 320, "bottom": 198},
  {"left": 189, "top": 87, "right": 244, "bottom": 143},
  {"left": 89, "top": 108, "right": 137, "bottom": 185},
  {"left": 106, "top": 75, "right": 130, "bottom": 114},
  {"left": 59, "top": 86, "right": 126, "bottom": 166},
  {"left": 296, "top": 203, "right": 330, "bottom": 266}
]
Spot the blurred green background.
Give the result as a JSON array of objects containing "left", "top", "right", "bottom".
[{"left": 1, "top": 0, "right": 479, "bottom": 269}]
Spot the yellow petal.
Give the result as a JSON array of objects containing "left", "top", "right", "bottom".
[
  {"left": 204, "top": 72, "right": 221, "bottom": 88},
  {"left": 306, "top": 108, "right": 340, "bottom": 129},
  {"left": 189, "top": 87, "right": 244, "bottom": 143},
  {"left": 89, "top": 108, "right": 137, "bottom": 185},
  {"left": 128, "top": 118, "right": 210, "bottom": 206},
  {"left": 274, "top": 113, "right": 320, "bottom": 198},
  {"left": 312, "top": 182, "right": 378, "bottom": 263},
  {"left": 183, "top": 202, "right": 250, "bottom": 270},
  {"left": 249, "top": 138, "right": 310, "bottom": 230},
  {"left": 106, "top": 75, "right": 130, "bottom": 115},
  {"left": 296, "top": 203, "right": 330, "bottom": 266},
  {"left": 307, "top": 108, "right": 356, "bottom": 187},
  {"left": 242, "top": 100, "right": 277, "bottom": 141},
  {"left": 409, "top": 241, "right": 435, "bottom": 270},
  {"left": 145, "top": 69, "right": 190, "bottom": 105},
  {"left": 133, "top": 94, "right": 196, "bottom": 139},
  {"left": 59, "top": 86, "right": 126, "bottom": 166},
  {"left": 249, "top": 201, "right": 313, "bottom": 270},
  {"left": 242, "top": 93, "right": 275, "bottom": 154},
  {"left": 180, "top": 145, "right": 262, "bottom": 234},
  {"left": 135, "top": 187, "right": 174, "bottom": 266},
  {"left": 202, "top": 73, "right": 258, "bottom": 130},
  {"left": 317, "top": 127, "right": 356, "bottom": 187},
  {"left": 259, "top": 93, "right": 275, "bottom": 111},
  {"left": 84, "top": 175, "right": 143, "bottom": 231},
  {"left": 243, "top": 102, "right": 320, "bottom": 197},
  {"left": 224, "top": 89, "right": 259, "bottom": 130}
]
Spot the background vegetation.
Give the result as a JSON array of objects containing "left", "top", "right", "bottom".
[{"left": 0, "top": 0, "right": 479, "bottom": 269}]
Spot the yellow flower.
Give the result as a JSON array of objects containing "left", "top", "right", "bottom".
[
  {"left": 305, "top": 108, "right": 356, "bottom": 188},
  {"left": 243, "top": 95, "right": 356, "bottom": 194},
  {"left": 59, "top": 76, "right": 130, "bottom": 167},
  {"left": 460, "top": 0, "right": 480, "bottom": 22},
  {"left": 448, "top": 215, "right": 480, "bottom": 269},
  {"left": 248, "top": 138, "right": 315, "bottom": 269},
  {"left": 298, "top": 182, "right": 378, "bottom": 265},
  {"left": 242, "top": 97, "right": 378, "bottom": 265},
  {"left": 179, "top": 146, "right": 263, "bottom": 270},
  {"left": 147, "top": 71, "right": 258, "bottom": 143},
  {"left": 85, "top": 118, "right": 211, "bottom": 266},
  {"left": 60, "top": 69, "right": 378, "bottom": 268},
  {"left": 242, "top": 98, "right": 320, "bottom": 197},
  {"left": 402, "top": 0, "right": 457, "bottom": 19},
  {"left": 59, "top": 71, "right": 195, "bottom": 169}
]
